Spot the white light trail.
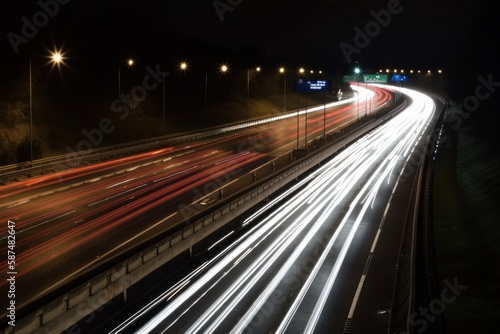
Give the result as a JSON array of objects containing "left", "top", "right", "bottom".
[{"left": 127, "top": 86, "right": 437, "bottom": 334}]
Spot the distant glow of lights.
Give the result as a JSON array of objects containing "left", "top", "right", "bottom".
[
  {"left": 127, "top": 59, "right": 134, "bottom": 66},
  {"left": 220, "top": 65, "right": 228, "bottom": 72},
  {"left": 279, "top": 67, "right": 285, "bottom": 73},
  {"left": 180, "top": 62, "right": 188, "bottom": 70},
  {"left": 256, "top": 67, "right": 261, "bottom": 72}
]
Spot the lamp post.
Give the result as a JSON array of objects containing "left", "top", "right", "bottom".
[
  {"left": 247, "top": 66, "right": 260, "bottom": 119},
  {"left": 299, "top": 68, "right": 307, "bottom": 150},
  {"left": 162, "top": 64, "right": 165, "bottom": 134},
  {"left": 118, "top": 58, "right": 134, "bottom": 140},
  {"left": 354, "top": 66, "right": 361, "bottom": 121},
  {"left": 438, "top": 69, "right": 443, "bottom": 89},
  {"left": 29, "top": 50, "right": 63, "bottom": 163},
  {"left": 204, "top": 67, "right": 207, "bottom": 124},
  {"left": 29, "top": 57, "right": 32, "bottom": 163},
  {"left": 165, "top": 61, "right": 188, "bottom": 133},
  {"left": 279, "top": 67, "right": 287, "bottom": 111},
  {"left": 204, "top": 64, "right": 228, "bottom": 124},
  {"left": 297, "top": 67, "right": 305, "bottom": 150}
]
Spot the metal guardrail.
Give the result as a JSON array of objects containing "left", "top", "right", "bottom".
[
  {"left": 388, "top": 93, "right": 448, "bottom": 334},
  {"left": 0, "top": 99, "right": 354, "bottom": 183}
]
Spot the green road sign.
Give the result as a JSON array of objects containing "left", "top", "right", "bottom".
[
  {"left": 342, "top": 74, "right": 363, "bottom": 83},
  {"left": 363, "top": 74, "right": 388, "bottom": 83}
]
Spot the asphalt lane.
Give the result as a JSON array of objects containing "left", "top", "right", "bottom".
[{"left": 109, "top": 86, "right": 437, "bottom": 333}]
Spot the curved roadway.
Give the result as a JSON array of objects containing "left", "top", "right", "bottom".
[
  {"left": 0, "top": 86, "right": 392, "bottom": 325},
  {"left": 107, "top": 86, "right": 438, "bottom": 334}
]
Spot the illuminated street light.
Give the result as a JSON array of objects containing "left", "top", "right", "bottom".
[
  {"left": 161, "top": 61, "right": 189, "bottom": 133},
  {"left": 118, "top": 58, "right": 134, "bottom": 140},
  {"left": 354, "top": 66, "right": 362, "bottom": 120},
  {"left": 204, "top": 63, "right": 229, "bottom": 124},
  {"left": 29, "top": 49, "right": 65, "bottom": 163},
  {"left": 52, "top": 52, "right": 62, "bottom": 64},
  {"left": 48, "top": 49, "right": 65, "bottom": 70},
  {"left": 49, "top": 50, "right": 64, "bottom": 65},
  {"left": 280, "top": 67, "right": 287, "bottom": 111},
  {"left": 247, "top": 66, "right": 261, "bottom": 119},
  {"left": 295, "top": 68, "right": 306, "bottom": 150},
  {"left": 118, "top": 58, "right": 134, "bottom": 101}
]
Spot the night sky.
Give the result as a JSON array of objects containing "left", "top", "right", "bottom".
[
  {"left": 1, "top": 0, "right": 494, "bottom": 72},
  {"left": 0, "top": 0, "right": 498, "bottom": 137}
]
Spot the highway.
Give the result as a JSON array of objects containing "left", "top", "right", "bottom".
[
  {"left": 106, "top": 86, "right": 437, "bottom": 334},
  {"left": 0, "top": 85, "right": 392, "bottom": 324}
]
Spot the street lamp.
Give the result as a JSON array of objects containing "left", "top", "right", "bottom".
[
  {"left": 29, "top": 50, "right": 64, "bottom": 163},
  {"left": 51, "top": 52, "right": 63, "bottom": 65},
  {"left": 279, "top": 67, "right": 287, "bottom": 111},
  {"left": 354, "top": 66, "right": 361, "bottom": 121},
  {"left": 297, "top": 68, "right": 307, "bottom": 150},
  {"left": 163, "top": 61, "right": 189, "bottom": 133},
  {"left": 204, "top": 64, "right": 229, "bottom": 124},
  {"left": 118, "top": 58, "right": 134, "bottom": 140},
  {"left": 118, "top": 58, "right": 134, "bottom": 97},
  {"left": 297, "top": 68, "right": 305, "bottom": 150},
  {"left": 247, "top": 66, "right": 260, "bottom": 119}
]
